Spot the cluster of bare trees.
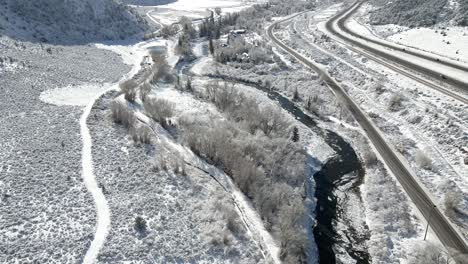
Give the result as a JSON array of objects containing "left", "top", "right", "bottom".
[
  {"left": 408, "top": 242, "right": 468, "bottom": 264},
  {"left": 110, "top": 50, "right": 177, "bottom": 144},
  {"left": 143, "top": 98, "right": 174, "bottom": 129},
  {"left": 177, "top": 81, "right": 307, "bottom": 262}
]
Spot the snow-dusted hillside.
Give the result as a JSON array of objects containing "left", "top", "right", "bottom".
[
  {"left": 0, "top": 0, "right": 149, "bottom": 44},
  {"left": 369, "top": 0, "right": 468, "bottom": 27},
  {"left": 121, "top": 0, "right": 175, "bottom": 5}
]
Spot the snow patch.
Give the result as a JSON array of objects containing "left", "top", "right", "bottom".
[{"left": 39, "top": 84, "right": 113, "bottom": 107}]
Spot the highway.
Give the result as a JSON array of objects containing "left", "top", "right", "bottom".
[
  {"left": 267, "top": 10, "right": 468, "bottom": 256},
  {"left": 325, "top": 1, "right": 468, "bottom": 104}
]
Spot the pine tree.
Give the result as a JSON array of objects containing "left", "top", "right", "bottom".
[
  {"left": 292, "top": 127, "right": 299, "bottom": 142},
  {"left": 134, "top": 216, "right": 147, "bottom": 233},
  {"left": 293, "top": 87, "right": 300, "bottom": 101},
  {"left": 209, "top": 37, "right": 215, "bottom": 55},
  {"left": 186, "top": 78, "right": 192, "bottom": 91}
]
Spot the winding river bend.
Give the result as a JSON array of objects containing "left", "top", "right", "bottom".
[{"left": 203, "top": 74, "right": 371, "bottom": 264}]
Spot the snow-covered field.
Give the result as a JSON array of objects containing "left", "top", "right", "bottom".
[{"left": 0, "top": 36, "right": 129, "bottom": 263}]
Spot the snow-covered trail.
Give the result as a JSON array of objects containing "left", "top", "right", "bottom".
[
  {"left": 80, "top": 89, "right": 112, "bottom": 264},
  {"left": 81, "top": 37, "right": 167, "bottom": 263}
]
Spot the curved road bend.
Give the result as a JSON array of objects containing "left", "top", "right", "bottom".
[
  {"left": 337, "top": 1, "right": 468, "bottom": 73},
  {"left": 325, "top": 1, "right": 468, "bottom": 103},
  {"left": 267, "top": 13, "right": 468, "bottom": 255}
]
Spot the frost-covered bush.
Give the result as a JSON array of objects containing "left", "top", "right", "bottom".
[
  {"left": 143, "top": 98, "right": 175, "bottom": 128},
  {"left": 111, "top": 101, "right": 135, "bottom": 128},
  {"left": 362, "top": 148, "right": 378, "bottom": 166},
  {"left": 139, "top": 82, "right": 152, "bottom": 102},
  {"left": 130, "top": 124, "right": 152, "bottom": 144},
  {"left": 202, "top": 81, "right": 290, "bottom": 137},
  {"left": 408, "top": 242, "right": 457, "bottom": 264},
  {"left": 151, "top": 54, "right": 174, "bottom": 84},
  {"left": 387, "top": 93, "right": 405, "bottom": 112},
  {"left": 120, "top": 79, "right": 138, "bottom": 103},
  {"left": 444, "top": 192, "right": 462, "bottom": 219},
  {"left": 178, "top": 82, "right": 307, "bottom": 261},
  {"left": 415, "top": 149, "right": 432, "bottom": 170}
]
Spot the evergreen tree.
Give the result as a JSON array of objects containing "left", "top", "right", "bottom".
[
  {"left": 134, "top": 216, "right": 147, "bottom": 233},
  {"left": 209, "top": 37, "right": 215, "bottom": 55},
  {"left": 292, "top": 127, "right": 299, "bottom": 142},
  {"left": 293, "top": 87, "right": 300, "bottom": 101},
  {"left": 186, "top": 78, "right": 192, "bottom": 91}
]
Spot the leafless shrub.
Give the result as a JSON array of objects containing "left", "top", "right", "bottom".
[
  {"left": 213, "top": 199, "right": 242, "bottom": 235},
  {"left": 130, "top": 125, "right": 152, "bottom": 144},
  {"left": 110, "top": 101, "right": 135, "bottom": 128},
  {"left": 408, "top": 242, "right": 459, "bottom": 264},
  {"left": 415, "top": 149, "right": 432, "bottom": 170},
  {"left": 143, "top": 98, "right": 175, "bottom": 128},
  {"left": 158, "top": 157, "right": 168, "bottom": 171},
  {"left": 387, "top": 93, "right": 405, "bottom": 112},
  {"left": 160, "top": 24, "right": 177, "bottom": 38},
  {"left": 120, "top": 79, "right": 138, "bottom": 102},
  {"left": 276, "top": 197, "right": 307, "bottom": 262},
  {"left": 180, "top": 162, "right": 187, "bottom": 176},
  {"left": 409, "top": 115, "right": 423, "bottom": 124},
  {"left": 444, "top": 192, "right": 462, "bottom": 219},
  {"left": 139, "top": 82, "right": 152, "bottom": 102},
  {"left": 179, "top": 116, "right": 306, "bottom": 260},
  {"left": 151, "top": 164, "right": 160, "bottom": 173},
  {"left": 151, "top": 53, "right": 174, "bottom": 83},
  {"left": 362, "top": 149, "right": 378, "bottom": 166},
  {"left": 373, "top": 83, "right": 386, "bottom": 96},
  {"left": 203, "top": 81, "right": 291, "bottom": 137}
]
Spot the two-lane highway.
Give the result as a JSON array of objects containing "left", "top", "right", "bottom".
[{"left": 267, "top": 10, "right": 468, "bottom": 256}]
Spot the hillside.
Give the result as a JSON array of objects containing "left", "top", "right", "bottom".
[
  {"left": 0, "top": 0, "right": 149, "bottom": 44},
  {"left": 369, "top": 0, "right": 468, "bottom": 27},
  {"left": 120, "top": 0, "right": 175, "bottom": 5}
]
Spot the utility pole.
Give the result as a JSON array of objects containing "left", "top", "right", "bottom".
[{"left": 424, "top": 204, "right": 437, "bottom": 241}]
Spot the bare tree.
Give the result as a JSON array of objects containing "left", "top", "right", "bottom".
[
  {"left": 110, "top": 101, "right": 135, "bottom": 128},
  {"left": 415, "top": 149, "right": 432, "bottom": 170},
  {"left": 143, "top": 98, "right": 175, "bottom": 128}
]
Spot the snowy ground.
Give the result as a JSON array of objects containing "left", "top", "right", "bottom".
[{"left": 0, "top": 36, "right": 129, "bottom": 263}]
